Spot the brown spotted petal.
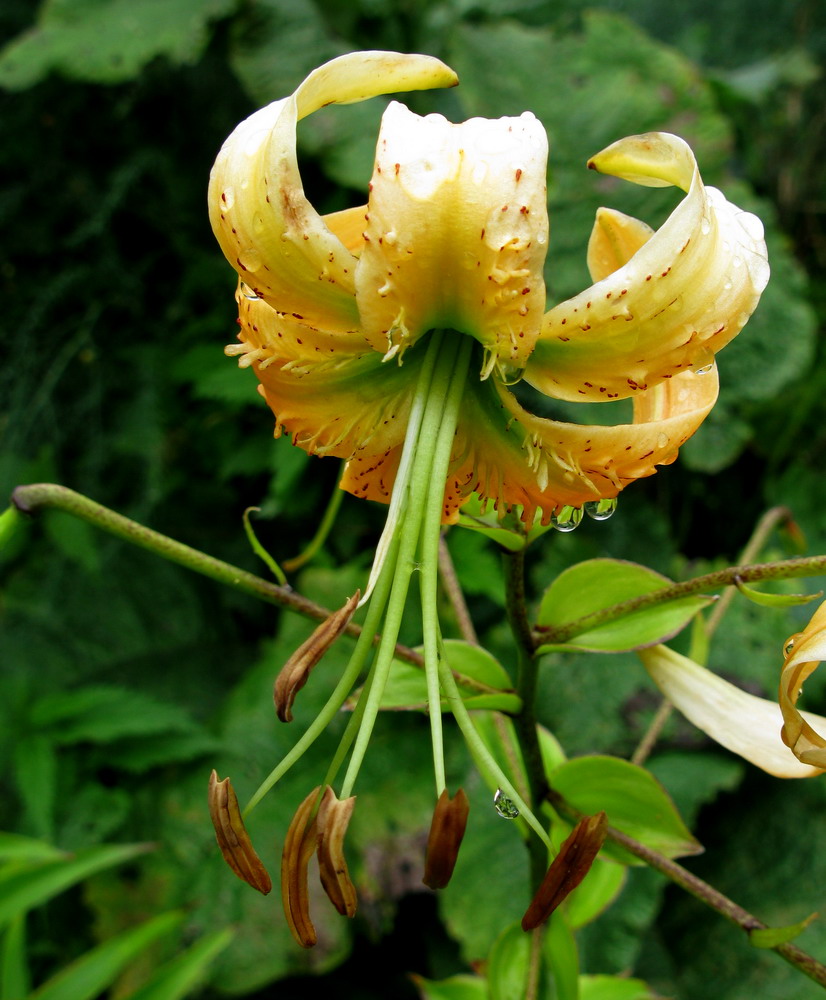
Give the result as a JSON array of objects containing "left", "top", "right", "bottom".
[
  {"left": 423, "top": 788, "right": 470, "bottom": 890},
  {"left": 207, "top": 769, "right": 272, "bottom": 894},
  {"left": 522, "top": 811, "right": 607, "bottom": 930},
  {"left": 316, "top": 786, "right": 358, "bottom": 917},
  {"left": 274, "top": 591, "right": 360, "bottom": 722},
  {"left": 281, "top": 786, "right": 321, "bottom": 948}
]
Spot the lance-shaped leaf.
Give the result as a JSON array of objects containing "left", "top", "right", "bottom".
[
  {"left": 522, "top": 812, "right": 607, "bottom": 930},
  {"left": 780, "top": 599, "right": 826, "bottom": 768},
  {"left": 423, "top": 788, "right": 470, "bottom": 890},
  {"left": 274, "top": 591, "right": 359, "bottom": 722},
  {"left": 207, "top": 770, "right": 272, "bottom": 894},
  {"left": 281, "top": 786, "right": 321, "bottom": 948},
  {"left": 316, "top": 786, "right": 357, "bottom": 918}
]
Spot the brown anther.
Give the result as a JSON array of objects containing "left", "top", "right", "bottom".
[
  {"left": 207, "top": 770, "right": 272, "bottom": 894},
  {"left": 422, "top": 788, "right": 470, "bottom": 890},
  {"left": 521, "top": 811, "right": 607, "bottom": 930},
  {"left": 316, "top": 786, "right": 358, "bottom": 917},
  {"left": 281, "top": 786, "right": 322, "bottom": 948},
  {"left": 274, "top": 591, "right": 360, "bottom": 722}
]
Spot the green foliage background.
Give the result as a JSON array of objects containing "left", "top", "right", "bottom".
[{"left": 1, "top": 0, "right": 826, "bottom": 997}]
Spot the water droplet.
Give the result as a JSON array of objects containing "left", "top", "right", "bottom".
[
  {"left": 656, "top": 432, "right": 669, "bottom": 449},
  {"left": 239, "top": 281, "right": 259, "bottom": 300},
  {"left": 493, "top": 789, "right": 519, "bottom": 819},
  {"left": 690, "top": 346, "right": 715, "bottom": 375},
  {"left": 700, "top": 216, "right": 711, "bottom": 236},
  {"left": 550, "top": 505, "right": 583, "bottom": 532},
  {"left": 694, "top": 363, "right": 714, "bottom": 375},
  {"left": 497, "top": 360, "right": 525, "bottom": 385},
  {"left": 238, "top": 248, "right": 262, "bottom": 273},
  {"left": 784, "top": 634, "right": 799, "bottom": 658},
  {"left": 584, "top": 497, "right": 617, "bottom": 521}
]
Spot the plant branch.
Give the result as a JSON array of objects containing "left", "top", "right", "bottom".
[
  {"left": 438, "top": 532, "right": 479, "bottom": 645},
  {"left": 534, "top": 550, "right": 826, "bottom": 646},
  {"left": 549, "top": 790, "right": 826, "bottom": 989}
]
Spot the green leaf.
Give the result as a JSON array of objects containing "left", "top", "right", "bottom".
[
  {"left": 0, "top": 0, "right": 236, "bottom": 90},
  {"left": 488, "top": 924, "right": 531, "bottom": 1000},
  {"left": 0, "top": 843, "right": 154, "bottom": 926},
  {"left": 549, "top": 756, "right": 701, "bottom": 861},
  {"left": 0, "top": 915, "right": 29, "bottom": 1000},
  {"left": 371, "top": 641, "right": 521, "bottom": 714},
  {"left": 565, "top": 857, "right": 626, "bottom": 930},
  {"left": 735, "top": 579, "right": 822, "bottom": 608},
  {"left": 29, "top": 910, "right": 183, "bottom": 1000},
  {"left": 544, "top": 913, "right": 579, "bottom": 1000},
  {"left": 579, "top": 974, "right": 659, "bottom": 1000},
  {"left": 749, "top": 914, "right": 817, "bottom": 949},
  {"left": 127, "top": 928, "right": 235, "bottom": 1000},
  {"left": 0, "top": 834, "right": 65, "bottom": 866},
  {"left": 411, "top": 973, "right": 490, "bottom": 1000},
  {"left": 13, "top": 735, "right": 57, "bottom": 840},
  {"left": 536, "top": 559, "right": 713, "bottom": 653}
]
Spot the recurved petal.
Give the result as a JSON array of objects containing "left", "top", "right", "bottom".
[
  {"left": 209, "top": 52, "right": 458, "bottom": 332},
  {"left": 526, "top": 132, "right": 769, "bottom": 403},
  {"left": 316, "top": 786, "right": 358, "bottom": 917},
  {"left": 282, "top": 787, "right": 322, "bottom": 948},
  {"left": 247, "top": 334, "right": 431, "bottom": 463},
  {"left": 639, "top": 645, "right": 826, "bottom": 778},
  {"left": 780, "top": 600, "right": 826, "bottom": 768},
  {"left": 356, "top": 103, "right": 548, "bottom": 372},
  {"left": 444, "top": 367, "right": 717, "bottom": 525}
]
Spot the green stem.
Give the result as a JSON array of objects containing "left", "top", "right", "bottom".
[
  {"left": 282, "top": 469, "right": 345, "bottom": 573},
  {"left": 502, "top": 546, "right": 548, "bottom": 889},
  {"left": 533, "top": 553, "right": 826, "bottom": 647}
]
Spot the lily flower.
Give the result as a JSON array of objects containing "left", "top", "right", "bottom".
[
  {"left": 207, "top": 50, "right": 769, "bottom": 944},
  {"left": 780, "top": 600, "right": 826, "bottom": 768},
  {"left": 208, "top": 51, "right": 768, "bottom": 527}
]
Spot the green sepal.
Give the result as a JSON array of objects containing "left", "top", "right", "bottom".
[
  {"left": 749, "top": 913, "right": 817, "bottom": 949},
  {"left": 536, "top": 559, "right": 714, "bottom": 653},
  {"left": 578, "top": 974, "right": 660, "bottom": 999},
  {"left": 735, "top": 578, "right": 823, "bottom": 608}
]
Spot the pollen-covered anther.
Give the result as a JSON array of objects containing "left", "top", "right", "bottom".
[
  {"left": 207, "top": 770, "right": 272, "bottom": 894},
  {"left": 423, "top": 788, "right": 470, "bottom": 889},
  {"left": 316, "top": 786, "right": 358, "bottom": 917},
  {"left": 274, "top": 592, "right": 360, "bottom": 723},
  {"left": 522, "top": 811, "right": 607, "bottom": 930}
]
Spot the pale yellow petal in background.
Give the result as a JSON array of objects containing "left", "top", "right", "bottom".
[
  {"left": 355, "top": 102, "right": 548, "bottom": 372},
  {"left": 780, "top": 600, "right": 826, "bottom": 768},
  {"left": 639, "top": 645, "right": 826, "bottom": 778},
  {"left": 526, "top": 132, "right": 769, "bottom": 403},
  {"left": 586, "top": 207, "right": 654, "bottom": 282}
]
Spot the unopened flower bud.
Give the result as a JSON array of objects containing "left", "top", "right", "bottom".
[
  {"left": 423, "top": 788, "right": 470, "bottom": 890},
  {"left": 274, "top": 591, "right": 360, "bottom": 723},
  {"left": 281, "top": 786, "right": 322, "bottom": 948},
  {"left": 316, "top": 785, "right": 358, "bottom": 917},
  {"left": 522, "top": 811, "right": 607, "bottom": 930},
  {"left": 207, "top": 769, "right": 272, "bottom": 894}
]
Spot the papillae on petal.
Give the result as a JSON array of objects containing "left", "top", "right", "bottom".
[
  {"left": 208, "top": 52, "right": 458, "bottom": 333},
  {"left": 526, "top": 132, "right": 769, "bottom": 404},
  {"left": 639, "top": 645, "right": 826, "bottom": 778},
  {"left": 355, "top": 102, "right": 548, "bottom": 373},
  {"left": 780, "top": 600, "right": 826, "bottom": 768}
]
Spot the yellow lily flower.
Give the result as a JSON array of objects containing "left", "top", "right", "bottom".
[
  {"left": 639, "top": 644, "right": 826, "bottom": 778},
  {"left": 780, "top": 600, "right": 826, "bottom": 768},
  {"left": 209, "top": 51, "right": 768, "bottom": 525}
]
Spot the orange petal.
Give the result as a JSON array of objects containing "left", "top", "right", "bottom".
[{"left": 780, "top": 600, "right": 826, "bottom": 768}]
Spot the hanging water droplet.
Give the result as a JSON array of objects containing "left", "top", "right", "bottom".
[
  {"left": 694, "top": 363, "right": 714, "bottom": 375},
  {"left": 493, "top": 789, "right": 519, "bottom": 819},
  {"left": 584, "top": 497, "right": 617, "bottom": 521},
  {"left": 239, "top": 281, "right": 259, "bottom": 300},
  {"left": 690, "top": 345, "right": 715, "bottom": 376},
  {"left": 497, "top": 359, "right": 525, "bottom": 386},
  {"left": 238, "top": 248, "right": 262, "bottom": 273},
  {"left": 700, "top": 216, "right": 711, "bottom": 236},
  {"left": 784, "top": 635, "right": 798, "bottom": 658},
  {"left": 550, "top": 505, "right": 583, "bottom": 532}
]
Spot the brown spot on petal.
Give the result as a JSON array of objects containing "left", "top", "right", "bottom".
[
  {"left": 274, "top": 592, "right": 360, "bottom": 722},
  {"left": 423, "top": 788, "right": 470, "bottom": 890},
  {"left": 522, "top": 812, "right": 607, "bottom": 930},
  {"left": 208, "top": 770, "right": 272, "bottom": 894}
]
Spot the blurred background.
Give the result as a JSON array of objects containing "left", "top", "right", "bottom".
[{"left": 1, "top": 0, "right": 826, "bottom": 997}]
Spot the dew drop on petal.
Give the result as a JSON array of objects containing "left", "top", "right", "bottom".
[
  {"left": 550, "top": 505, "right": 583, "bottom": 532},
  {"left": 239, "top": 281, "right": 259, "bottom": 300},
  {"left": 784, "top": 634, "right": 799, "bottom": 658},
  {"left": 690, "top": 345, "right": 715, "bottom": 375},
  {"left": 584, "top": 497, "right": 617, "bottom": 521},
  {"left": 222, "top": 187, "right": 235, "bottom": 210},
  {"left": 700, "top": 216, "right": 711, "bottom": 236},
  {"left": 239, "top": 248, "right": 262, "bottom": 273},
  {"left": 493, "top": 789, "right": 519, "bottom": 819}
]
